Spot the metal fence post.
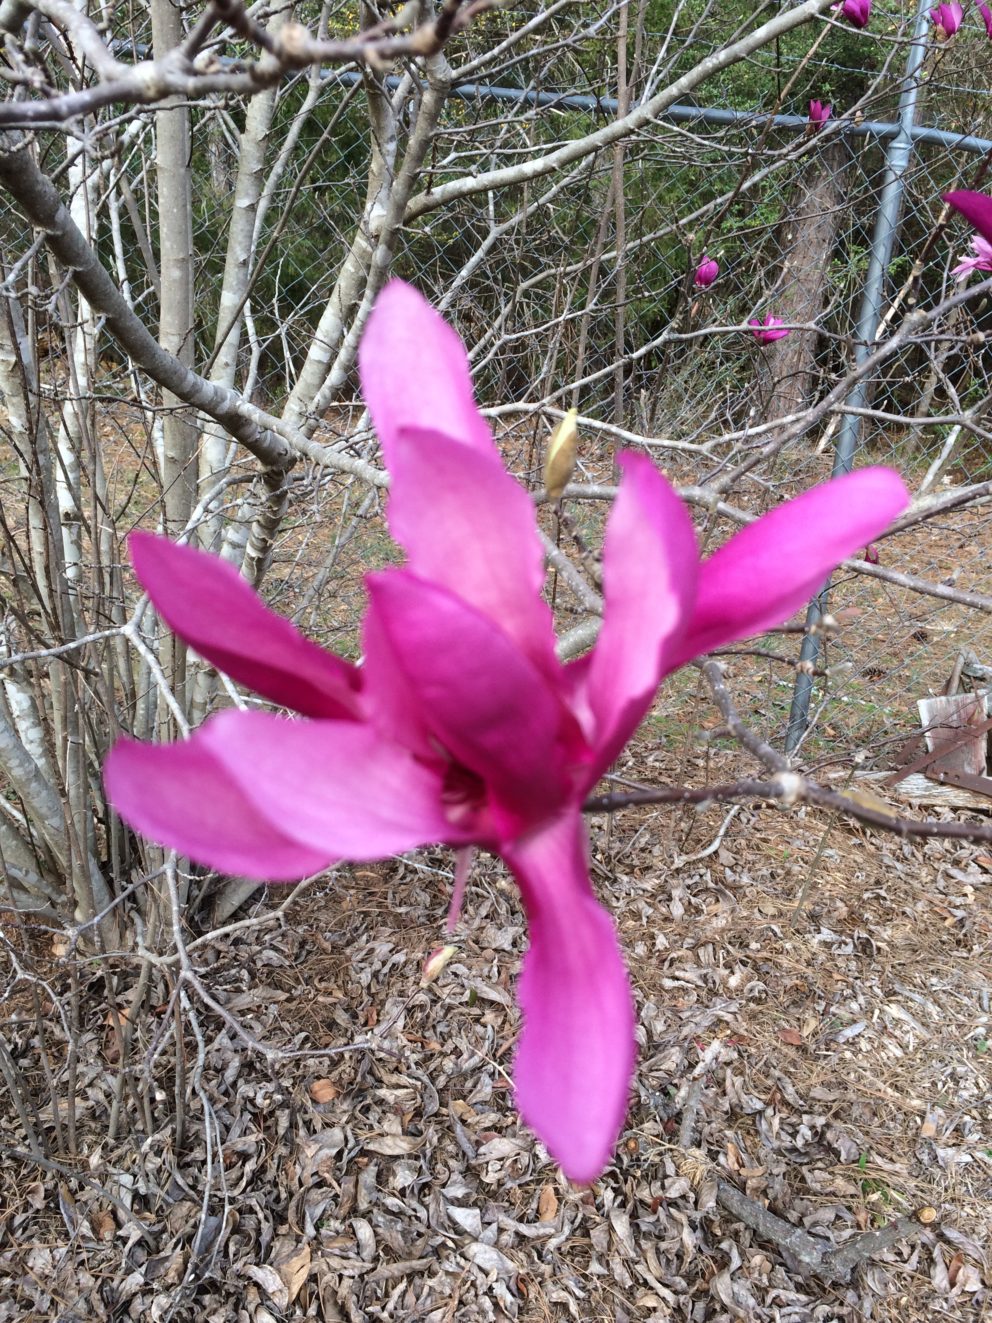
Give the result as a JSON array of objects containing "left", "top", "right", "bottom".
[{"left": 784, "top": 0, "right": 935, "bottom": 755}]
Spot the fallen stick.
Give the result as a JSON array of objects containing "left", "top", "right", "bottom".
[{"left": 675, "top": 1080, "right": 926, "bottom": 1283}]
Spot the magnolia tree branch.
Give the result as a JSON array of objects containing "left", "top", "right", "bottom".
[
  {"left": 711, "top": 281, "right": 992, "bottom": 492},
  {"left": 849, "top": 557, "right": 992, "bottom": 613},
  {"left": 583, "top": 659, "right": 992, "bottom": 846},
  {"left": 548, "top": 472, "right": 992, "bottom": 662},
  {"left": 0, "top": 0, "right": 492, "bottom": 125},
  {"left": 493, "top": 273, "right": 992, "bottom": 503},
  {"left": 585, "top": 771, "right": 992, "bottom": 844},
  {"left": 699, "top": 659, "right": 788, "bottom": 774}
]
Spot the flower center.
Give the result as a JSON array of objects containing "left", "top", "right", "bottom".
[{"left": 440, "top": 760, "right": 487, "bottom": 826}]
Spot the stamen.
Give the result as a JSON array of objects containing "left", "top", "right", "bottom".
[{"left": 446, "top": 845, "right": 475, "bottom": 933}]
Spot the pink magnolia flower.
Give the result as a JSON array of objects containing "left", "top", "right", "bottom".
[
  {"left": 930, "top": 1, "right": 963, "bottom": 33},
  {"left": 694, "top": 256, "right": 719, "bottom": 287},
  {"left": 105, "top": 282, "right": 908, "bottom": 1184},
  {"left": 946, "top": 190, "right": 992, "bottom": 281},
  {"left": 951, "top": 234, "right": 992, "bottom": 280},
  {"left": 864, "top": 544, "right": 880, "bottom": 564},
  {"left": 808, "top": 99, "right": 832, "bottom": 126},
  {"left": 979, "top": 1, "right": 992, "bottom": 35},
  {"left": 945, "top": 189, "right": 992, "bottom": 246},
  {"left": 749, "top": 314, "right": 791, "bottom": 344},
  {"left": 835, "top": 0, "right": 871, "bottom": 27}
]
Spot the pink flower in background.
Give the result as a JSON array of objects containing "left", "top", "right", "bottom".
[
  {"left": 105, "top": 281, "right": 908, "bottom": 1184},
  {"left": 749, "top": 314, "right": 791, "bottom": 343},
  {"left": 979, "top": 1, "right": 992, "bottom": 35},
  {"left": 930, "top": 1, "right": 963, "bottom": 34},
  {"left": 951, "top": 234, "right": 992, "bottom": 280},
  {"left": 864, "top": 544, "right": 880, "bottom": 564},
  {"left": 946, "top": 190, "right": 992, "bottom": 280},
  {"left": 808, "top": 99, "right": 832, "bottom": 126},
  {"left": 836, "top": 0, "right": 872, "bottom": 27},
  {"left": 694, "top": 256, "right": 719, "bottom": 287}
]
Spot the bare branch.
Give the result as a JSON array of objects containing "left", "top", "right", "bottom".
[{"left": 0, "top": 0, "right": 495, "bottom": 125}]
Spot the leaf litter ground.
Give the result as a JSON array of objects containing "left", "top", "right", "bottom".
[{"left": 3, "top": 786, "right": 989, "bottom": 1320}]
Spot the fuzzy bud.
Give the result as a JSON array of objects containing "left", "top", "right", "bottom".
[{"left": 544, "top": 407, "right": 579, "bottom": 501}]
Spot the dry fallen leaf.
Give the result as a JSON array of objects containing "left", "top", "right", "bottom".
[
  {"left": 777, "top": 1027, "right": 804, "bottom": 1047},
  {"left": 271, "top": 1240, "right": 312, "bottom": 1305},
  {"left": 364, "top": 1134, "right": 424, "bottom": 1156},
  {"left": 537, "top": 1185, "right": 558, "bottom": 1223},
  {"left": 243, "top": 1264, "right": 288, "bottom": 1312},
  {"left": 309, "top": 1078, "right": 340, "bottom": 1104}
]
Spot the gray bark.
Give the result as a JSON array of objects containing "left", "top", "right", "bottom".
[
  {"left": 49, "top": 143, "right": 99, "bottom": 604},
  {"left": 152, "top": 0, "right": 197, "bottom": 539},
  {"left": 0, "top": 814, "right": 60, "bottom": 912},
  {"left": 305, "top": 55, "right": 453, "bottom": 422},
  {"left": 0, "top": 702, "right": 69, "bottom": 869},
  {"left": 196, "top": 32, "right": 285, "bottom": 552},
  {"left": 0, "top": 628, "right": 53, "bottom": 783},
  {"left": 0, "top": 286, "right": 54, "bottom": 621}
]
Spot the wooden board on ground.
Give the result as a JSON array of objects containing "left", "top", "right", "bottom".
[
  {"left": 858, "top": 769, "right": 992, "bottom": 812},
  {"left": 917, "top": 691, "right": 989, "bottom": 778}
]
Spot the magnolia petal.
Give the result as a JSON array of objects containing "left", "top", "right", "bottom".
[
  {"left": 503, "top": 813, "right": 635, "bottom": 1184},
  {"left": 384, "top": 426, "right": 557, "bottom": 670},
  {"left": 104, "top": 734, "right": 332, "bottom": 880},
  {"left": 129, "top": 532, "right": 360, "bottom": 719},
  {"left": 367, "top": 570, "right": 578, "bottom": 830},
  {"left": 360, "top": 591, "right": 435, "bottom": 757},
  {"left": 581, "top": 453, "right": 697, "bottom": 780},
  {"left": 945, "top": 190, "right": 992, "bottom": 245},
  {"left": 200, "top": 709, "right": 469, "bottom": 856},
  {"left": 359, "top": 280, "right": 492, "bottom": 457},
  {"left": 668, "top": 466, "right": 909, "bottom": 667}
]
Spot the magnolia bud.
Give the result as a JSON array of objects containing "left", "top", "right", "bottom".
[
  {"left": 421, "top": 944, "right": 457, "bottom": 985},
  {"left": 544, "top": 408, "right": 579, "bottom": 501}
]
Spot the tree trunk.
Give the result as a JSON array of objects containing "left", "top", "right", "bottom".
[
  {"left": 759, "top": 141, "right": 850, "bottom": 430},
  {"left": 151, "top": 0, "right": 196, "bottom": 541}
]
